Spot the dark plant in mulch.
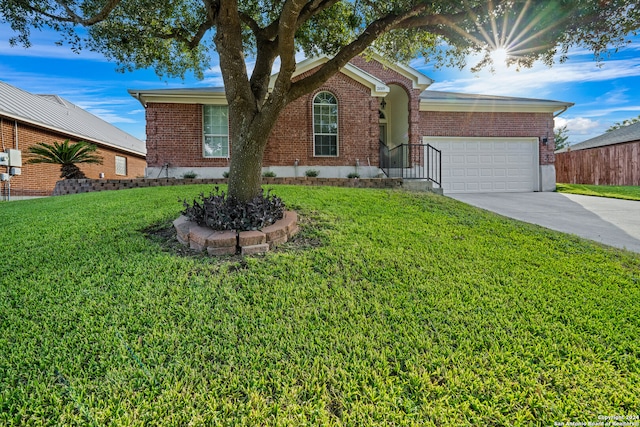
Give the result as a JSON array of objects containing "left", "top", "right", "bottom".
[{"left": 180, "top": 186, "right": 285, "bottom": 231}]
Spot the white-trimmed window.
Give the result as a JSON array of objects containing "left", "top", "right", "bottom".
[
  {"left": 115, "top": 156, "right": 127, "bottom": 176},
  {"left": 203, "top": 105, "right": 229, "bottom": 158},
  {"left": 313, "top": 92, "right": 338, "bottom": 156}
]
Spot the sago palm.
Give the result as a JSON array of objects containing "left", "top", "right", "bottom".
[{"left": 26, "top": 140, "right": 103, "bottom": 179}]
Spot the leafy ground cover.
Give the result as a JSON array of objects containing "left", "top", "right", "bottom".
[
  {"left": 1, "top": 185, "right": 639, "bottom": 426},
  {"left": 556, "top": 184, "right": 640, "bottom": 201}
]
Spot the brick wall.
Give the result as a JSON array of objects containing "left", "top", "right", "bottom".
[
  {"left": 0, "top": 117, "right": 146, "bottom": 196},
  {"left": 265, "top": 71, "right": 379, "bottom": 167},
  {"left": 417, "top": 111, "right": 556, "bottom": 165},
  {"left": 145, "top": 103, "right": 231, "bottom": 168}
]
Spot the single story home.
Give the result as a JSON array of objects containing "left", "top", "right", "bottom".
[
  {"left": 129, "top": 54, "right": 573, "bottom": 193},
  {"left": 555, "top": 121, "right": 640, "bottom": 186},
  {"left": 0, "top": 81, "right": 146, "bottom": 198}
]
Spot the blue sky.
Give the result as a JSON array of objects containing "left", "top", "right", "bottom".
[{"left": 1, "top": 23, "right": 639, "bottom": 145}]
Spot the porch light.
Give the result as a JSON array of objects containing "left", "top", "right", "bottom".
[
  {"left": 541, "top": 132, "right": 549, "bottom": 145},
  {"left": 380, "top": 98, "right": 387, "bottom": 109}
]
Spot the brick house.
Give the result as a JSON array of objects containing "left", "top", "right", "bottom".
[
  {"left": 130, "top": 54, "right": 572, "bottom": 193},
  {"left": 0, "top": 81, "right": 146, "bottom": 198}
]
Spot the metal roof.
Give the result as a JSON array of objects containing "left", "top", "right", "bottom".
[
  {"left": 0, "top": 80, "right": 145, "bottom": 156},
  {"left": 556, "top": 120, "right": 640, "bottom": 153}
]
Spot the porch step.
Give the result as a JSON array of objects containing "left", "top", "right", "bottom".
[{"left": 401, "top": 179, "right": 443, "bottom": 195}]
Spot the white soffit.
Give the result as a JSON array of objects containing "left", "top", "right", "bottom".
[
  {"left": 420, "top": 91, "right": 574, "bottom": 113},
  {"left": 368, "top": 52, "right": 433, "bottom": 91},
  {"left": 128, "top": 88, "right": 227, "bottom": 106}
]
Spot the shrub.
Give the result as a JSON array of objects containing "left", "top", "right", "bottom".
[
  {"left": 180, "top": 186, "right": 285, "bottom": 231},
  {"left": 347, "top": 173, "right": 360, "bottom": 179},
  {"left": 262, "top": 171, "right": 277, "bottom": 178},
  {"left": 182, "top": 171, "right": 198, "bottom": 179},
  {"left": 305, "top": 169, "right": 319, "bottom": 177},
  {"left": 222, "top": 171, "right": 229, "bottom": 178},
  {"left": 25, "top": 139, "right": 103, "bottom": 179}
]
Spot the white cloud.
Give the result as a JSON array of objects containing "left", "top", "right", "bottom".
[
  {"left": 0, "top": 24, "right": 106, "bottom": 61},
  {"left": 555, "top": 117, "right": 601, "bottom": 134},
  {"left": 428, "top": 57, "right": 640, "bottom": 98},
  {"left": 578, "top": 105, "right": 640, "bottom": 118}
]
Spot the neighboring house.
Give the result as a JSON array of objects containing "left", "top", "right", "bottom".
[
  {"left": 0, "top": 81, "right": 146, "bottom": 198},
  {"left": 129, "top": 54, "right": 572, "bottom": 193},
  {"left": 555, "top": 122, "right": 640, "bottom": 186}
]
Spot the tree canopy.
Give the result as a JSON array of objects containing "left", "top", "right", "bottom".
[
  {"left": 554, "top": 125, "right": 570, "bottom": 151},
  {"left": 607, "top": 114, "right": 640, "bottom": 132},
  {"left": 3, "top": 0, "right": 639, "bottom": 201}
]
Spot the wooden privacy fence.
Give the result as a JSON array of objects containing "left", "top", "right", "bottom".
[{"left": 555, "top": 141, "right": 640, "bottom": 186}]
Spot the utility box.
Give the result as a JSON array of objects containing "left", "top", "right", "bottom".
[
  {"left": 7, "top": 149, "right": 22, "bottom": 167},
  {"left": 0, "top": 173, "right": 8, "bottom": 182},
  {"left": 0, "top": 152, "right": 8, "bottom": 166},
  {"left": 10, "top": 167, "right": 21, "bottom": 176}
]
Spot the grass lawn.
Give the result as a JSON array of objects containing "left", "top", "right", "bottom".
[
  {"left": 556, "top": 184, "right": 640, "bottom": 201},
  {"left": 1, "top": 185, "right": 639, "bottom": 426}
]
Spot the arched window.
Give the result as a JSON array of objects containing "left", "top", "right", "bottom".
[{"left": 313, "top": 92, "right": 338, "bottom": 156}]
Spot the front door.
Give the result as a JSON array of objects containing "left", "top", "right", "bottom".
[{"left": 379, "top": 123, "right": 387, "bottom": 146}]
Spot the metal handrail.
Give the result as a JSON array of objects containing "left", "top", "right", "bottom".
[
  {"left": 379, "top": 140, "right": 390, "bottom": 176},
  {"left": 425, "top": 144, "right": 442, "bottom": 186},
  {"left": 378, "top": 143, "right": 441, "bottom": 185}
]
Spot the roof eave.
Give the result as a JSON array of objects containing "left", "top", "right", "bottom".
[
  {"left": 268, "top": 56, "right": 390, "bottom": 97},
  {"left": 369, "top": 52, "right": 433, "bottom": 91},
  {"left": 128, "top": 89, "right": 227, "bottom": 106},
  {"left": 419, "top": 100, "right": 574, "bottom": 113}
]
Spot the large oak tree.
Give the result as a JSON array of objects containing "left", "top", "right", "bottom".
[{"left": 3, "top": 0, "right": 638, "bottom": 201}]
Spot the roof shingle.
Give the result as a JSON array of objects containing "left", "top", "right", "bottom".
[{"left": 556, "top": 120, "right": 640, "bottom": 153}]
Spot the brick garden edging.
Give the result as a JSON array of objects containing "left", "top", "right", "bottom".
[
  {"left": 173, "top": 211, "right": 299, "bottom": 256},
  {"left": 52, "top": 177, "right": 402, "bottom": 196}
]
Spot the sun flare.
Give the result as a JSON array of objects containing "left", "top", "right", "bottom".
[{"left": 491, "top": 47, "right": 509, "bottom": 65}]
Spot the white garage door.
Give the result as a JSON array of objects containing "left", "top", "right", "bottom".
[{"left": 424, "top": 137, "right": 539, "bottom": 193}]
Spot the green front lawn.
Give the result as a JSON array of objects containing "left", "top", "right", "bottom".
[
  {"left": 557, "top": 183, "right": 640, "bottom": 201},
  {"left": 1, "top": 186, "right": 639, "bottom": 426}
]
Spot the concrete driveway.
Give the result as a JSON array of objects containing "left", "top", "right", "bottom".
[{"left": 448, "top": 192, "right": 640, "bottom": 254}]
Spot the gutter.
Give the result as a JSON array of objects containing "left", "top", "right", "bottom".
[{"left": 553, "top": 105, "right": 570, "bottom": 118}]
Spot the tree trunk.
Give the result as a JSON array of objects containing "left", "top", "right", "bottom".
[
  {"left": 227, "top": 126, "right": 270, "bottom": 202},
  {"left": 61, "top": 163, "right": 86, "bottom": 179}
]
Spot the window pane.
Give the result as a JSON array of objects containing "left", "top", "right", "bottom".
[
  {"left": 203, "top": 105, "right": 229, "bottom": 158},
  {"left": 315, "top": 135, "right": 337, "bottom": 156},
  {"left": 204, "top": 136, "right": 229, "bottom": 157},
  {"left": 115, "top": 156, "right": 127, "bottom": 176},
  {"left": 313, "top": 92, "right": 338, "bottom": 156}
]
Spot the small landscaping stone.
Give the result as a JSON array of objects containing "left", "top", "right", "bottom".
[
  {"left": 189, "top": 225, "right": 215, "bottom": 252},
  {"left": 261, "top": 223, "right": 287, "bottom": 242},
  {"left": 173, "top": 215, "right": 191, "bottom": 244},
  {"left": 207, "top": 246, "right": 237, "bottom": 256},
  {"left": 238, "top": 230, "right": 266, "bottom": 246},
  {"left": 241, "top": 243, "right": 270, "bottom": 255},
  {"left": 207, "top": 230, "right": 238, "bottom": 248},
  {"left": 268, "top": 235, "right": 288, "bottom": 249},
  {"left": 280, "top": 211, "right": 298, "bottom": 234}
]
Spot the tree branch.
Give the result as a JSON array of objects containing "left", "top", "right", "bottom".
[
  {"left": 28, "top": 0, "right": 123, "bottom": 25},
  {"left": 296, "top": 0, "right": 341, "bottom": 30},
  {"left": 287, "top": 4, "right": 478, "bottom": 100}
]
